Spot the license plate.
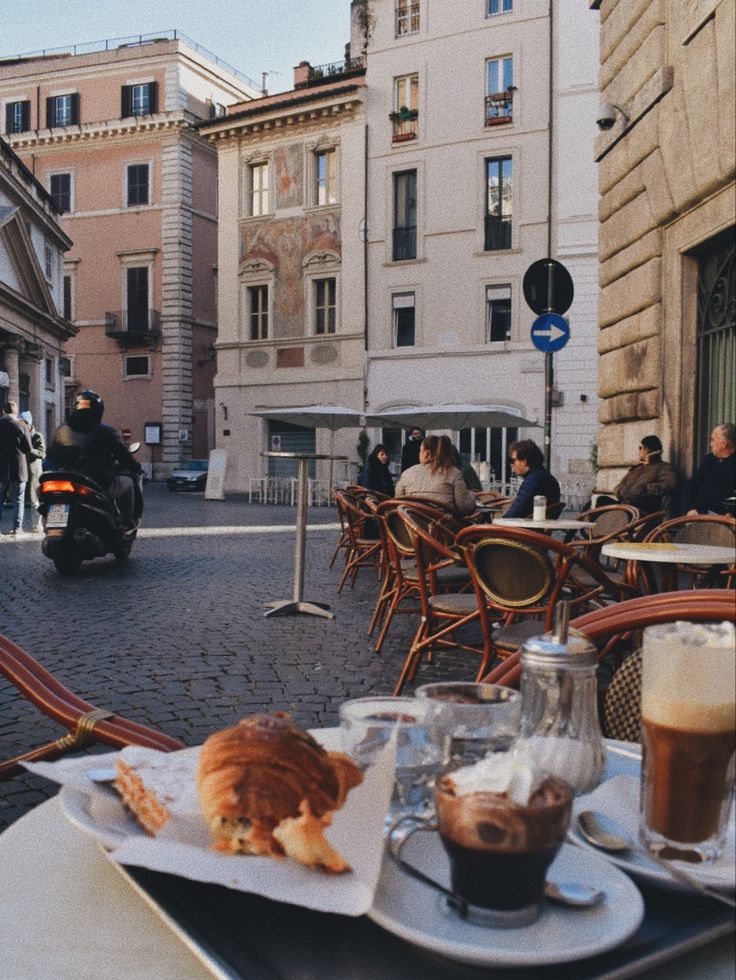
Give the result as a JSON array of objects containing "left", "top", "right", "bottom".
[{"left": 46, "top": 504, "right": 69, "bottom": 528}]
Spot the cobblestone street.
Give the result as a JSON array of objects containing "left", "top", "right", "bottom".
[{"left": 0, "top": 486, "right": 475, "bottom": 831}]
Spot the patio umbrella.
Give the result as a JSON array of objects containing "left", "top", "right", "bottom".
[{"left": 365, "top": 404, "right": 540, "bottom": 430}]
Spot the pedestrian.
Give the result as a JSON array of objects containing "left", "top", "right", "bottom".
[
  {"left": 400, "top": 427, "right": 424, "bottom": 472},
  {"left": 505, "top": 439, "right": 561, "bottom": 518},
  {"left": 682, "top": 422, "right": 736, "bottom": 515},
  {"left": 358, "top": 444, "right": 394, "bottom": 497},
  {"left": 19, "top": 411, "right": 45, "bottom": 532},
  {"left": 0, "top": 400, "right": 33, "bottom": 537},
  {"left": 395, "top": 434, "right": 476, "bottom": 516}
]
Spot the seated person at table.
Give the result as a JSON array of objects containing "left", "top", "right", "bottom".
[
  {"left": 452, "top": 446, "right": 483, "bottom": 492},
  {"left": 395, "top": 434, "right": 476, "bottom": 516},
  {"left": 505, "top": 439, "right": 561, "bottom": 519},
  {"left": 357, "top": 444, "right": 394, "bottom": 497},
  {"left": 682, "top": 422, "right": 736, "bottom": 516},
  {"left": 597, "top": 435, "right": 678, "bottom": 515}
]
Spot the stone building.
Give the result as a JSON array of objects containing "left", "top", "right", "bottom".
[
  {"left": 591, "top": 0, "right": 735, "bottom": 490},
  {"left": 0, "top": 33, "right": 259, "bottom": 474},
  {"left": 0, "top": 136, "right": 73, "bottom": 433}
]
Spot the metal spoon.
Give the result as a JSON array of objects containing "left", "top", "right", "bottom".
[
  {"left": 577, "top": 811, "right": 736, "bottom": 908},
  {"left": 85, "top": 767, "right": 117, "bottom": 784},
  {"left": 543, "top": 880, "right": 604, "bottom": 907}
]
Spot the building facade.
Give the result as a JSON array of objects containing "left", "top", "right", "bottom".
[
  {"left": 201, "top": 60, "right": 367, "bottom": 488},
  {"left": 0, "top": 136, "right": 73, "bottom": 434},
  {"left": 591, "top": 0, "right": 735, "bottom": 490},
  {"left": 0, "top": 33, "right": 259, "bottom": 474}
]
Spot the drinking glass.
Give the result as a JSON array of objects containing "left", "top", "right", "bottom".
[
  {"left": 639, "top": 621, "right": 736, "bottom": 862},
  {"left": 415, "top": 682, "right": 521, "bottom": 769},
  {"left": 339, "top": 696, "right": 442, "bottom": 819}
]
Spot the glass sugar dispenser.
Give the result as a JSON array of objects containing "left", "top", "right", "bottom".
[{"left": 516, "top": 603, "right": 606, "bottom": 794}]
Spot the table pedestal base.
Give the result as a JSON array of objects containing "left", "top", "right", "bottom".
[{"left": 264, "top": 599, "right": 334, "bottom": 620}]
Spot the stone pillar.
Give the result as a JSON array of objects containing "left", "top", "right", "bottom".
[{"left": 1, "top": 337, "right": 20, "bottom": 404}]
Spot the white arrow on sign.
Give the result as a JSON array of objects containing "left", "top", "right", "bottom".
[{"left": 534, "top": 324, "right": 567, "bottom": 342}]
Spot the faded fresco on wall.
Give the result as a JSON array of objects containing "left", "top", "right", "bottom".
[
  {"left": 274, "top": 144, "right": 304, "bottom": 209},
  {"left": 240, "top": 211, "right": 341, "bottom": 339}
]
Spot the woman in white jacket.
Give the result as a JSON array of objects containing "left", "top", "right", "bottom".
[{"left": 395, "top": 434, "right": 477, "bottom": 516}]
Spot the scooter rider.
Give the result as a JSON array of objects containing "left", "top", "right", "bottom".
[{"left": 46, "top": 390, "right": 142, "bottom": 526}]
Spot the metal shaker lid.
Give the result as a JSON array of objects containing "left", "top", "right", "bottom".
[{"left": 521, "top": 628, "right": 598, "bottom": 668}]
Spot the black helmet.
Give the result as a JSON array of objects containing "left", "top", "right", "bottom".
[{"left": 69, "top": 389, "right": 104, "bottom": 430}]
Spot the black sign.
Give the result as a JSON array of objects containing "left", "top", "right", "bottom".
[{"left": 523, "top": 258, "right": 574, "bottom": 316}]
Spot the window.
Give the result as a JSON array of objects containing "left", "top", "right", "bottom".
[
  {"left": 486, "top": 56, "right": 514, "bottom": 124},
  {"left": 127, "top": 164, "right": 150, "bottom": 206},
  {"left": 45, "top": 357, "right": 54, "bottom": 386},
  {"left": 5, "top": 100, "right": 30, "bottom": 134},
  {"left": 249, "top": 162, "right": 269, "bottom": 216},
  {"left": 121, "top": 82, "right": 158, "bottom": 118},
  {"left": 315, "top": 149, "right": 337, "bottom": 205},
  {"left": 314, "top": 277, "right": 336, "bottom": 334},
  {"left": 49, "top": 173, "right": 71, "bottom": 213},
  {"left": 393, "top": 293, "right": 415, "bottom": 347},
  {"left": 46, "top": 93, "right": 79, "bottom": 128},
  {"left": 488, "top": 0, "right": 513, "bottom": 14},
  {"left": 124, "top": 355, "right": 150, "bottom": 378},
  {"left": 486, "top": 285, "right": 512, "bottom": 342},
  {"left": 63, "top": 274, "right": 72, "bottom": 320},
  {"left": 485, "top": 157, "right": 512, "bottom": 251},
  {"left": 249, "top": 285, "right": 269, "bottom": 339},
  {"left": 44, "top": 243, "right": 53, "bottom": 279},
  {"left": 126, "top": 267, "right": 149, "bottom": 331},
  {"left": 396, "top": 0, "right": 420, "bottom": 36},
  {"left": 392, "top": 74, "right": 419, "bottom": 141},
  {"left": 393, "top": 170, "right": 417, "bottom": 261}
]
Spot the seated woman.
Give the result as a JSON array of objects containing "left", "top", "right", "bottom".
[
  {"left": 357, "top": 444, "right": 394, "bottom": 497},
  {"left": 395, "top": 434, "right": 476, "bottom": 516},
  {"left": 598, "top": 435, "right": 677, "bottom": 515}
]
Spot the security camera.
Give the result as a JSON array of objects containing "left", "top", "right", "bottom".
[{"left": 596, "top": 102, "right": 629, "bottom": 131}]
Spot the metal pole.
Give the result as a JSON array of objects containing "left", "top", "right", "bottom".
[
  {"left": 544, "top": 352, "right": 553, "bottom": 470},
  {"left": 292, "top": 456, "right": 309, "bottom": 603}
]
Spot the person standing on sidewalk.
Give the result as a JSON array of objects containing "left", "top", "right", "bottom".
[
  {"left": 19, "top": 411, "right": 45, "bottom": 532},
  {"left": 0, "top": 400, "right": 33, "bottom": 536}
]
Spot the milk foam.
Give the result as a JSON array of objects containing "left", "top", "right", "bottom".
[{"left": 446, "top": 745, "right": 539, "bottom": 805}]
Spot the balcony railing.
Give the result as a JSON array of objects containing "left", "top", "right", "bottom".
[
  {"left": 484, "top": 215, "right": 512, "bottom": 251},
  {"left": 393, "top": 226, "right": 417, "bottom": 261},
  {"left": 390, "top": 108, "right": 418, "bottom": 142},
  {"left": 105, "top": 309, "right": 161, "bottom": 344},
  {"left": 306, "top": 55, "right": 366, "bottom": 85},
  {"left": 485, "top": 91, "right": 514, "bottom": 126}
]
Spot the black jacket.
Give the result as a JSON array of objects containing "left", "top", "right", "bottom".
[
  {"left": 506, "top": 467, "right": 561, "bottom": 518},
  {"left": 0, "top": 414, "right": 33, "bottom": 483},
  {"left": 47, "top": 421, "right": 141, "bottom": 490},
  {"left": 682, "top": 453, "right": 735, "bottom": 514},
  {"left": 400, "top": 438, "right": 422, "bottom": 473}
]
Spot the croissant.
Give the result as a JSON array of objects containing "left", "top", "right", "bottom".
[{"left": 197, "top": 712, "right": 362, "bottom": 872}]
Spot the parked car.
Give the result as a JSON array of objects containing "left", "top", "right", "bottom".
[{"left": 166, "top": 459, "right": 209, "bottom": 492}]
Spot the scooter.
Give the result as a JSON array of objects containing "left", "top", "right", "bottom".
[{"left": 37, "top": 443, "right": 143, "bottom": 575}]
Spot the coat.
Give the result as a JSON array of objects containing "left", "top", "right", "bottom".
[
  {"left": 395, "top": 463, "right": 476, "bottom": 516},
  {"left": 0, "top": 414, "right": 32, "bottom": 483}
]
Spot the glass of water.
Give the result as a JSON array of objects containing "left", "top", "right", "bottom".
[{"left": 339, "top": 696, "right": 442, "bottom": 820}]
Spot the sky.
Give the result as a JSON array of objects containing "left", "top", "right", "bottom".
[{"left": 0, "top": 0, "right": 352, "bottom": 93}]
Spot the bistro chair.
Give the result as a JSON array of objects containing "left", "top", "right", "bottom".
[
  {"left": 635, "top": 514, "right": 736, "bottom": 592},
  {"left": 332, "top": 489, "right": 383, "bottom": 592},
  {"left": 369, "top": 498, "right": 423, "bottom": 652},
  {"left": 480, "top": 589, "right": 735, "bottom": 741},
  {"left": 0, "top": 632, "right": 184, "bottom": 780}
]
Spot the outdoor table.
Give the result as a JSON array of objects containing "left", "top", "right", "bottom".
[
  {"left": 1, "top": 738, "right": 733, "bottom": 979},
  {"left": 261, "top": 451, "right": 347, "bottom": 619},
  {"left": 601, "top": 541, "right": 735, "bottom": 592},
  {"left": 493, "top": 516, "right": 592, "bottom": 532}
]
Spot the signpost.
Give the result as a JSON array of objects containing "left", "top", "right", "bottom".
[{"left": 522, "top": 259, "right": 574, "bottom": 467}]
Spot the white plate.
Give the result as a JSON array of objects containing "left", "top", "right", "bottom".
[
  {"left": 368, "top": 834, "right": 644, "bottom": 968},
  {"left": 572, "top": 744, "right": 736, "bottom": 893}
]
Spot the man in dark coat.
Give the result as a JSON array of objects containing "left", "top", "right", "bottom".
[
  {"left": 400, "top": 427, "right": 424, "bottom": 472},
  {"left": 0, "top": 400, "right": 33, "bottom": 535},
  {"left": 683, "top": 423, "right": 736, "bottom": 515},
  {"left": 505, "top": 439, "right": 561, "bottom": 518}
]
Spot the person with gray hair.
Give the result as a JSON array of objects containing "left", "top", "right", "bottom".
[
  {"left": 0, "top": 400, "right": 33, "bottom": 536},
  {"left": 683, "top": 423, "right": 736, "bottom": 515}
]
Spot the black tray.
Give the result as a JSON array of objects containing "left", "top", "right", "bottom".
[{"left": 120, "top": 863, "right": 734, "bottom": 980}]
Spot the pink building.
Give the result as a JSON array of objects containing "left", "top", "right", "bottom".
[{"left": 0, "top": 32, "right": 259, "bottom": 473}]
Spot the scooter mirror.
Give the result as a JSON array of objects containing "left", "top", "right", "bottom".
[{"left": 128, "top": 441, "right": 141, "bottom": 453}]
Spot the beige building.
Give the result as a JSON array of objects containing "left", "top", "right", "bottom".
[
  {"left": 591, "top": 0, "right": 735, "bottom": 490},
  {"left": 0, "top": 136, "right": 73, "bottom": 433},
  {"left": 200, "top": 59, "right": 367, "bottom": 489},
  {"left": 359, "top": 0, "right": 601, "bottom": 485},
  {"left": 0, "top": 32, "right": 259, "bottom": 473}
]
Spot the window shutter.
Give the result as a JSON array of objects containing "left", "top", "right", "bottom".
[
  {"left": 148, "top": 81, "right": 158, "bottom": 114},
  {"left": 70, "top": 93, "right": 80, "bottom": 125},
  {"left": 5, "top": 103, "right": 12, "bottom": 134},
  {"left": 21, "top": 101, "right": 30, "bottom": 131},
  {"left": 121, "top": 85, "right": 131, "bottom": 118},
  {"left": 46, "top": 97, "right": 54, "bottom": 128}
]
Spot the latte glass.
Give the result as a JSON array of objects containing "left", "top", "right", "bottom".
[{"left": 640, "top": 621, "right": 736, "bottom": 863}]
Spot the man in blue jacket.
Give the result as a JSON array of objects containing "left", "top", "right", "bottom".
[{"left": 505, "top": 439, "right": 561, "bottom": 518}]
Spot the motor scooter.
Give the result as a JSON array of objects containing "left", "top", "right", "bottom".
[{"left": 37, "top": 442, "right": 143, "bottom": 575}]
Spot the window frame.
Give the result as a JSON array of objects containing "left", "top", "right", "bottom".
[
  {"left": 126, "top": 162, "right": 151, "bottom": 207},
  {"left": 62, "top": 273, "right": 73, "bottom": 320},
  {"left": 48, "top": 171, "right": 72, "bottom": 213},
  {"left": 43, "top": 243, "right": 53, "bottom": 280},
  {"left": 486, "top": 283, "right": 512, "bottom": 343},
  {"left": 395, "top": 0, "right": 420, "bottom": 37},
  {"left": 123, "top": 354, "right": 152, "bottom": 379},
  {"left": 5, "top": 99, "right": 30, "bottom": 134},
  {"left": 313, "top": 276, "right": 337, "bottom": 335},
  {"left": 484, "top": 155, "right": 513, "bottom": 252},
  {"left": 247, "top": 283, "right": 270, "bottom": 340},
  {"left": 314, "top": 147, "right": 338, "bottom": 206},
  {"left": 248, "top": 161, "right": 270, "bottom": 217},
  {"left": 392, "top": 169, "right": 418, "bottom": 262},
  {"left": 487, "top": 0, "right": 513, "bottom": 16},
  {"left": 392, "top": 291, "right": 416, "bottom": 348},
  {"left": 48, "top": 93, "right": 78, "bottom": 128}
]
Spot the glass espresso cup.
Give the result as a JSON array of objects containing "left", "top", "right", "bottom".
[{"left": 640, "top": 621, "right": 736, "bottom": 862}]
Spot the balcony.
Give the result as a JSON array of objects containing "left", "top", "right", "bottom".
[
  {"left": 105, "top": 309, "right": 161, "bottom": 346},
  {"left": 484, "top": 215, "right": 512, "bottom": 251},
  {"left": 392, "top": 226, "right": 417, "bottom": 261},
  {"left": 390, "top": 108, "right": 418, "bottom": 142},
  {"left": 294, "top": 56, "right": 366, "bottom": 88},
  {"left": 485, "top": 90, "right": 514, "bottom": 126}
]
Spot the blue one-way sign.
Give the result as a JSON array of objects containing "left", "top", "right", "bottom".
[{"left": 530, "top": 313, "right": 570, "bottom": 353}]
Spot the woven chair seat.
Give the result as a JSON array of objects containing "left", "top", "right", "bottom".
[
  {"left": 428, "top": 592, "right": 477, "bottom": 615},
  {"left": 494, "top": 618, "right": 546, "bottom": 650},
  {"left": 435, "top": 565, "right": 470, "bottom": 585}
]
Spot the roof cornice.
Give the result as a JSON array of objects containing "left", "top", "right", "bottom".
[{"left": 7, "top": 111, "right": 200, "bottom": 150}]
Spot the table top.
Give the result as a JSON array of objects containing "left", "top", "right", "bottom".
[
  {"left": 260, "top": 451, "right": 348, "bottom": 461},
  {"left": 601, "top": 542, "right": 735, "bottom": 565},
  {"left": 494, "top": 517, "right": 592, "bottom": 531}
]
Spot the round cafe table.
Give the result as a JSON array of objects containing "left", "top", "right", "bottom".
[
  {"left": 493, "top": 516, "right": 592, "bottom": 532},
  {"left": 260, "top": 451, "right": 347, "bottom": 619},
  {"left": 601, "top": 541, "right": 735, "bottom": 592}
]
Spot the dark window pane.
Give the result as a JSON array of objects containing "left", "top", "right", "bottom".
[
  {"left": 395, "top": 306, "right": 415, "bottom": 346},
  {"left": 126, "top": 267, "right": 149, "bottom": 330},
  {"left": 125, "top": 355, "right": 149, "bottom": 376},
  {"left": 485, "top": 156, "right": 512, "bottom": 251},
  {"left": 49, "top": 173, "right": 71, "bottom": 213},
  {"left": 489, "top": 295, "right": 511, "bottom": 341},
  {"left": 63, "top": 275, "right": 72, "bottom": 319},
  {"left": 127, "top": 164, "right": 149, "bottom": 206},
  {"left": 393, "top": 170, "right": 417, "bottom": 260}
]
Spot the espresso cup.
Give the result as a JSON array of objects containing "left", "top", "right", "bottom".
[{"left": 639, "top": 621, "right": 736, "bottom": 862}]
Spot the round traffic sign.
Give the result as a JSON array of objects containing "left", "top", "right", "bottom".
[
  {"left": 121, "top": 428, "right": 132, "bottom": 441},
  {"left": 523, "top": 258, "right": 574, "bottom": 316},
  {"left": 530, "top": 313, "right": 570, "bottom": 353}
]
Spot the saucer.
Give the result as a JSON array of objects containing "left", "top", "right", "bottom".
[{"left": 368, "top": 833, "right": 644, "bottom": 967}]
